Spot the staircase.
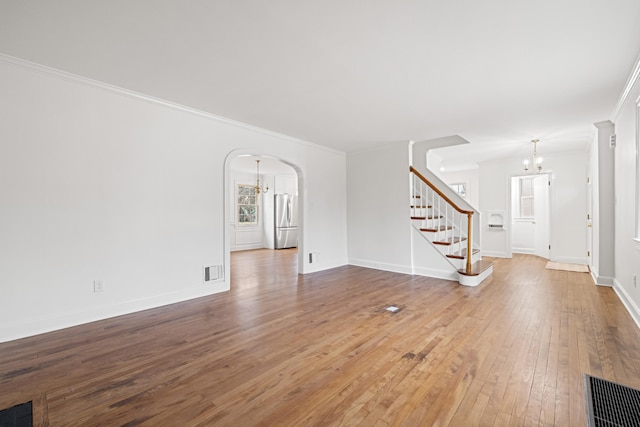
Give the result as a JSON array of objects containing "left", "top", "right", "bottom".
[{"left": 410, "top": 166, "right": 493, "bottom": 286}]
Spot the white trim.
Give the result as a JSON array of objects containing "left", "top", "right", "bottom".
[
  {"left": 482, "top": 250, "right": 510, "bottom": 258},
  {"left": 412, "top": 266, "right": 458, "bottom": 281},
  {"left": 0, "top": 282, "right": 229, "bottom": 343},
  {"left": 458, "top": 265, "right": 493, "bottom": 287},
  {"left": 512, "top": 248, "right": 535, "bottom": 255},
  {"left": 348, "top": 258, "right": 459, "bottom": 281},
  {"left": 633, "top": 238, "right": 640, "bottom": 252},
  {"left": 230, "top": 244, "right": 264, "bottom": 252},
  {"left": 0, "top": 53, "right": 343, "bottom": 156},
  {"left": 613, "top": 279, "right": 640, "bottom": 330},
  {"left": 348, "top": 258, "right": 413, "bottom": 275},
  {"left": 611, "top": 51, "right": 640, "bottom": 121},
  {"left": 591, "top": 271, "right": 614, "bottom": 287},
  {"left": 304, "top": 256, "right": 348, "bottom": 274}
]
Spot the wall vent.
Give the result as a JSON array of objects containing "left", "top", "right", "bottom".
[
  {"left": 584, "top": 374, "right": 640, "bottom": 426},
  {"left": 203, "top": 265, "right": 224, "bottom": 282}
]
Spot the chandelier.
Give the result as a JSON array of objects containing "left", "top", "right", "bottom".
[
  {"left": 255, "top": 160, "right": 269, "bottom": 194},
  {"left": 523, "top": 139, "right": 543, "bottom": 173}
]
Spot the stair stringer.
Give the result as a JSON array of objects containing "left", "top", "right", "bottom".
[{"left": 410, "top": 224, "right": 459, "bottom": 281}]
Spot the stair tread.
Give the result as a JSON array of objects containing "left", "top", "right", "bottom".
[
  {"left": 433, "top": 237, "right": 467, "bottom": 245},
  {"left": 458, "top": 260, "right": 493, "bottom": 276},
  {"left": 410, "top": 215, "right": 443, "bottom": 220},
  {"left": 420, "top": 225, "right": 452, "bottom": 232},
  {"left": 446, "top": 248, "right": 480, "bottom": 259}
]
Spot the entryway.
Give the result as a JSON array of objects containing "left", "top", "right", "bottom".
[
  {"left": 510, "top": 173, "right": 551, "bottom": 259},
  {"left": 225, "top": 154, "right": 302, "bottom": 286}
]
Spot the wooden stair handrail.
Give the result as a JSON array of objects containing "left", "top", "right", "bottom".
[
  {"left": 410, "top": 166, "right": 474, "bottom": 273},
  {"left": 410, "top": 166, "right": 473, "bottom": 215}
]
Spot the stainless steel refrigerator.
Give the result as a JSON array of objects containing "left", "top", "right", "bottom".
[{"left": 274, "top": 194, "right": 298, "bottom": 249}]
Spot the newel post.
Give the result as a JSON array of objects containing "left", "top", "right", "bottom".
[{"left": 466, "top": 212, "right": 473, "bottom": 272}]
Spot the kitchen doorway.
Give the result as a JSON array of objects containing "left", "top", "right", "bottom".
[{"left": 225, "top": 153, "right": 302, "bottom": 287}]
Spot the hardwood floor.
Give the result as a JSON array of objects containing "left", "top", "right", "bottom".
[{"left": 1, "top": 251, "right": 640, "bottom": 426}]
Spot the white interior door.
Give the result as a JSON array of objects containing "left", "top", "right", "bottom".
[{"left": 533, "top": 174, "right": 550, "bottom": 259}]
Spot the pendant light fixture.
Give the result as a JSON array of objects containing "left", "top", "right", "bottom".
[
  {"left": 255, "top": 160, "right": 269, "bottom": 194},
  {"left": 523, "top": 139, "right": 543, "bottom": 173}
]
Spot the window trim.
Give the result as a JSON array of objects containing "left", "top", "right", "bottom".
[
  {"left": 514, "top": 176, "right": 535, "bottom": 219},
  {"left": 236, "top": 184, "right": 259, "bottom": 226},
  {"left": 448, "top": 182, "right": 467, "bottom": 200}
]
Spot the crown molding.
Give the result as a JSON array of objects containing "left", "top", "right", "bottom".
[
  {"left": 0, "top": 53, "right": 345, "bottom": 156},
  {"left": 611, "top": 51, "right": 640, "bottom": 121}
]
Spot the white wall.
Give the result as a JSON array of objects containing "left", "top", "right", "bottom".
[
  {"left": 438, "top": 168, "right": 480, "bottom": 210},
  {"left": 347, "top": 143, "right": 413, "bottom": 273},
  {"left": 0, "top": 56, "right": 348, "bottom": 342},
  {"left": 590, "top": 121, "right": 616, "bottom": 285},
  {"left": 479, "top": 150, "right": 588, "bottom": 262},
  {"left": 610, "top": 62, "right": 640, "bottom": 327}
]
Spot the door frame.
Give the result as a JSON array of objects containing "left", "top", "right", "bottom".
[{"left": 507, "top": 172, "right": 552, "bottom": 259}]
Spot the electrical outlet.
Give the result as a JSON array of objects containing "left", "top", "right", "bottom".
[{"left": 93, "top": 279, "right": 104, "bottom": 293}]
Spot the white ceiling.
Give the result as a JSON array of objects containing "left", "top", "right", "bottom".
[{"left": 1, "top": 1, "right": 639, "bottom": 170}]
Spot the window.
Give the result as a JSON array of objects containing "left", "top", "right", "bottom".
[
  {"left": 519, "top": 177, "right": 534, "bottom": 218},
  {"left": 237, "top": 184, "right": 258, "bottom": 225},
  {"left": 512, "top": 176, "right": 535, "bottom": 219},
  {"left": 449, "top": 183, "right": 466, "bottom": 199}
]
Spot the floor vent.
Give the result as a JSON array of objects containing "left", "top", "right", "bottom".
[
  {"left": 0, "top": 401, "right": 32, "bottom": 427},
  {"left": 584, "top": 374, "right": 640, "bottom": 426}
]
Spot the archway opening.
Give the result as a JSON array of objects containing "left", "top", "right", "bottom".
[{"left": 225, "top": 153, "right": 303, "bottom": 289}]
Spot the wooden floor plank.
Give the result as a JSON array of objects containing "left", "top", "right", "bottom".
[{"left": 1, "top": 251, "right": 640, "bottom": 425}]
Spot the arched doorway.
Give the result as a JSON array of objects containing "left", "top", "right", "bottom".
[{"left": 224, "top": 152, "right": 304, "bottom": 288}]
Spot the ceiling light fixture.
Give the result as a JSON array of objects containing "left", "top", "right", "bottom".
[
  {"left": 523, "top": 139, "right": 543, "bottom": 173},
  {"left": 255, "top": 160, "right": 269, "bottom": 194}
]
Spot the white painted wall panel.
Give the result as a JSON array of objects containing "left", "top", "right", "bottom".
[
  {"left": 0, "top": 58, "right": 348, "bottom": 342},
  {"left": 347, "top": 143, "right": 412, "bottom": 273},
  {"left": 611, "top": 72, "right": 640, "bottom": 327}
]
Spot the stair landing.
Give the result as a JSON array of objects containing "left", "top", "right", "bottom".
[{"left": 458, "top": 260, "right": 493, "bottom": 287}]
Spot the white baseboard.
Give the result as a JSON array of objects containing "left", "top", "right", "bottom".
[
  {"left": 613, "top": 279, "right": 640, "bottom": 330},
  {"left": 412, "top": 266, "right": 458, "bottom": 281},
  {"left": 482, "top": 251, "right": 509, "bottom": 258},
  {"left": 592, "top": 272, "right": 614, "bottom": 287},
  {"left": 230, "top": 244, "right": 264, "bottom": 252},
  {"left": 302, "top": 256, "right": 348, "bottom": 274},
  {"left": 512, "top": 248, "right": 535, "bottom": 255},
  {"left": 348, "top": 258, "right": 413, "bottom": 275},
  {"left": 0, "top": 281, "right": 230, "bottom": 344}
]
